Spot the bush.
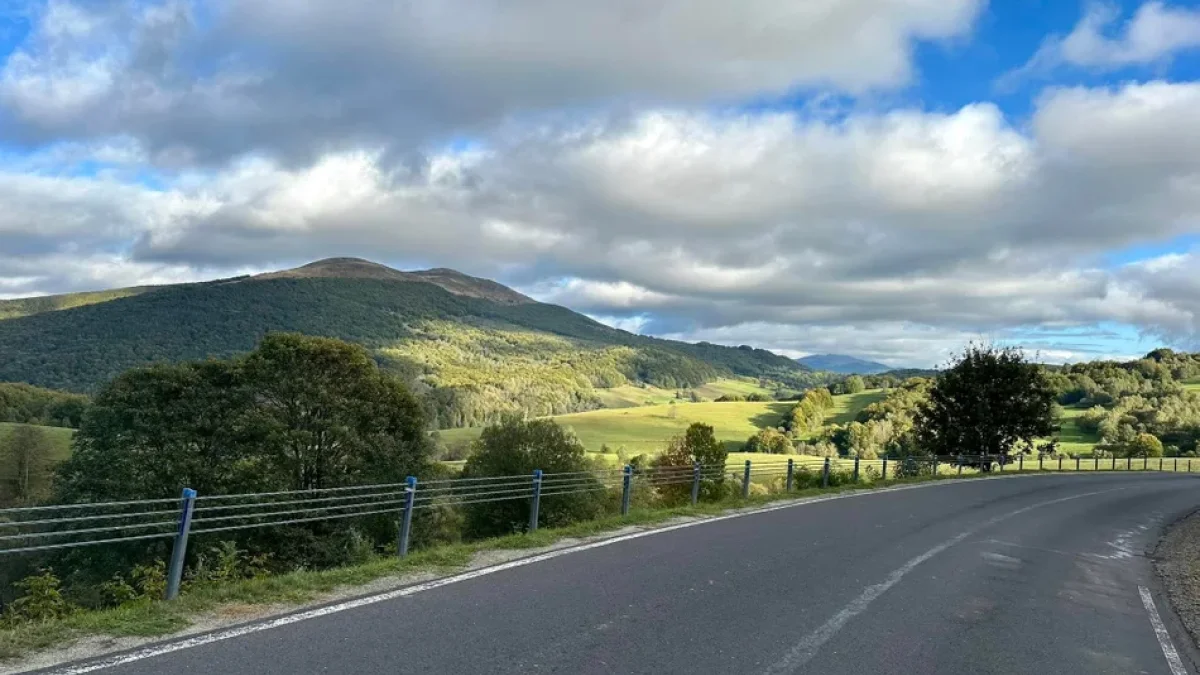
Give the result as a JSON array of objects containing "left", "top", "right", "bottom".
[
  {"left": 461, "top": 416, "right": 606, "bottom": 538},
  {"left": 743, "top": 428, "right": 792, "bottom": 454},
  {"left": 4, "top": 570, "right": 73, "bottom": 624},
  {"left": 652, "top": 423, "right": 729, "bottom": 504}
]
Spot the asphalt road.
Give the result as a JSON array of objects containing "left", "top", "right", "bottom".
[{"left": 44, "top": 473, "right": 1200, "bottom": 675}]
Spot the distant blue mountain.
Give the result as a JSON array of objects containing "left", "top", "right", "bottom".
[{"left": 796, "top": 354, "right": 891, "bottom": 375}]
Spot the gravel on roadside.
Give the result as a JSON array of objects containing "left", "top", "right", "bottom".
[{"left": 1155, "top": 508, "right": 1200, "bottom": 658}]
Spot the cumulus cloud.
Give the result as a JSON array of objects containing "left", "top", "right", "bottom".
[
  {"left": 3, "top": 1, "right": 1199, "bottom": 366},
  {"left": 1000, "top": 2, "right": 1200, "bottom": 88},
  {"left": 0, "top": 0, "right": 983, "bottom": 164}
]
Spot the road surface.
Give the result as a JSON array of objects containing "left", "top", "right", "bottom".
[{"left": 41, "top": 473, "right": 1200, "bottom": 674}]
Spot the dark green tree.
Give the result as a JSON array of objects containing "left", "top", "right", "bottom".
[
  {"left": 0, "top": 424, "right": 55, "bottom": 504},
  {"left": 914, "top": 345, "right": 1057, "bottom": 459},
  {"left": 461, "top": 416, "right": 605, "bottom": 538},
  {"left": 652, "top": 423, "right": 728, "bottom": 502},
  {"left": 243, "top": 333, "right": 431, "bottom": 490}
]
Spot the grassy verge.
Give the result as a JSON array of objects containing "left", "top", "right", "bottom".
[{"left": 0, "top": 466, "right": 1118, "bottom": 663}]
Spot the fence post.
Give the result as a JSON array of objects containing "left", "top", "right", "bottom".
[
  {"left": 1126, "top": 456, "right": 1132, "bottom": 471},
  {"left": 958, "top": 455, "right": 963, "bottom": 477},
  {"left": 1175, "top": 457, "right": 1178, "bottom": 472},
  {"left": 621, "top": 465, "right": 633, "bottom": 516},
  {"left": 932, "top": 456, "right": 939, "bottom": 477},
  {"left": 1160, "top": 457, "right": 1164, "bottom": 471},
  {"left": 1113, "top": 456, "right": 1117, "bottom": 471},
  {"left": 1039, "top": 455, "right": 1043, "bottom": 471},
  {"left": 398, "top": 476, "right": 417, "bottom": 558},
  {"left": 998, "top": 455, "right": 1003, "bottom": 473},
  {"left": 691, "top": 462, "right": 701, "bottom": 505},
  {"left": 882, "top": 457, "right": 888, "bottom": 481},
  {"left": 742, "top": 460, "right": 752, "bottom": 498},
  {"left": 1094, "top": 456, "right": 1097, "bottom": 471},
  {"left": 853, "top": 457, "right": 860, "bottom": 483},
  {"left": 822, "top": 457, "right": 831, "bottom": 488},
  {"left": 165, "top": 487, "right": 196, "bottom": 601},
  {"left": 1018, "top": 455, "right": 1024, "bottom": 471},
  {"left": 529, "top": 470, "right": 543, "bottom": 532},
  {"left": 785, "top": 458, "right": 794, "bottom": 492}
]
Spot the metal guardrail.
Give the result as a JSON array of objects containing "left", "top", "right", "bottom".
[{"left": 0, "top": 454, "right": 1192, "bottom": 599}]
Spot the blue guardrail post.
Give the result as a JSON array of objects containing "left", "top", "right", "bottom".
[
  {"left": 165, "top": 487, "right": 196, "bottom": 600},
  {"left": 621, "top": 465, "right": 633, "bottom": 516},
  {"left": 529, "top": 470, "right": 543, "bottom": 531},
  {"left": 398, "top": 476, "right": 417, "bottom": 558},
  {"left": 691, "top": 462, "right": 701, "bottom": 505}
]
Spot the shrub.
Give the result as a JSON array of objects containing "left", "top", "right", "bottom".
[
  {"left": 652, "top": 423, "right": 728, "bottom": 504},
  {"left": 743, "top": 428, "right": 792, "bottom": 454},
  {"left": 461, "top": 416, "right": 606, "bottom": 538},
  {"left": 4, "top": 570, "right": 73, "bottom": 624}
]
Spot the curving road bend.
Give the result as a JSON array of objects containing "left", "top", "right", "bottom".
[{"left": 40, "top": 473, "right": 1200, "bottom": 675}]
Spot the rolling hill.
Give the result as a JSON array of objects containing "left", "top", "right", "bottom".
[
  {"left": 796, "top": 354, "right": 891, "bottom": 374},
  {"left": 0, "top": 258, "right": 832, "bottom": 428}
]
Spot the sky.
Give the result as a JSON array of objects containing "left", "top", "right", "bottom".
[{"left": 1, "top": 0, "right": 1199, "bottom": 368}]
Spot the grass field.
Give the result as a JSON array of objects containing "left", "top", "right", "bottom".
[
  {"left": 1053, "top": 406, "right": 1100, "bottom": 455},
  {"left": 592, "top": 377, "right": 778, "bottom": 409},
  {"left": 440, "top": 390, "right": 889, "bottom": 457},
  {"left": 0, "top": 423, "right": 74, "bottom": 462}
]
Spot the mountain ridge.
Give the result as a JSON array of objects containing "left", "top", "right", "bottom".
[
  {"left": 0, "top": 259, "right": 830, "bottom": 427},
  {"left": 796, "top": 354, "right": 891, "bottom": 375}
]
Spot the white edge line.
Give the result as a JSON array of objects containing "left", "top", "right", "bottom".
[
  {"left": 1139, "top": 585, "right": 1189, "bottom": 675},
  {"left": 47, "top": 473, "right": 1161, "bottom": 674}
]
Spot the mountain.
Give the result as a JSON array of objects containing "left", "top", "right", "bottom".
[
  {"left": 0, "top": 258, "right": 829, "bottom": 428},
  {"left": 796, "top": 354, "right": 891, "bottom": 375}
]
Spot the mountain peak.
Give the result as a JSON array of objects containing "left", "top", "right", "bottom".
[
  {"left": 796, "top": 354, "right": 891, "bottom": 375},
  {"left": 262, "top": 258, "right": 412, "bottom": 281},
  {"left": 256, "top": 258, "right": 533, "bottom": 305}
]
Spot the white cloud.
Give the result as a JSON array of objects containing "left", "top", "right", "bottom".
[
  {"left": 1000, "top": 2, "right": 1200, "bottom": 87},
  {"left": 0, "top": 0, "right": 985, "bottom": 164}
]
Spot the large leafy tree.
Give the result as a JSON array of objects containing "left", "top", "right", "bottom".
[
  {"left": 915, "top": 344, "right": 1057, "bottom": 458},
  {"left": 461, "top": 416, "right": 605, "bottom": 538},
  {"left": 243, "top": 333, "right": 430, "bottom": 490},
  {"left": 57, "top": 333, "right": 431, "bottom": 501}
]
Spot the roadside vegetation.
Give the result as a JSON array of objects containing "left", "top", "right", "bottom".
[{"left": 3, "top": 334, "right": 1200, "bottom": 664}]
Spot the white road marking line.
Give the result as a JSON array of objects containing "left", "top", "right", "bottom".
[
  {"left": 45, "top": 474, "right": 1147, "bottom": 674},
  {"left": 760, "top": 487, "right": 1130, "bottom": 675},
  {"left": 1139, "top": 585, "right": 1188, "bottom": 675}
]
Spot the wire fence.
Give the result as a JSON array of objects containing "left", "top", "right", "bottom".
[{"left": 1, "top": 453, "right": 1193, "bottom": 597}]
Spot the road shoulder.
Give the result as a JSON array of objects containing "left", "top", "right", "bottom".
[{"left": 1153, "top": 507, "right": 1200, "bottom": 674}]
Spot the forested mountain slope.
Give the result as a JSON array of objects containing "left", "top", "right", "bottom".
[{"left": 0, "top": 259, "right": 827, "bottom": 427}]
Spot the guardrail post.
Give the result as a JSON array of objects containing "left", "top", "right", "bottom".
[
  {"left": 1112, "top": 456, "right": 1117, "bottom": 471},
  {"left": 932, "top": 456, "right": 938, "bottom": 477},
  {"left": 1018, "top": 455, "right": 1024, "bottom": 471},
  {"left": 958, "top": 455, "right": 963, "bottom": 477},
  {"left": 1126, "top": 456, "right": 1132, "bottom": 471},
  {"left": 397, "top": 476, "right": 417, "bottom": 558},
  {"left": 1160, "top": 457, "right": 1164, "bottom": 471},
  {"left": 620, "top": 465, "right": 633, "bottom": 516},
  {"left": 691, "top": 462, "right": 702, "bottom": 505},
  {"left": 1190, "top": 459, "right": 1193, "bottom": 472},
  {"left": 529, "top": 470, "right": 543, "bottom": 532},
  {"left": 1174, "top": 457, "right": 1178, "bottom": 472},
  {"left": 1093, "top": 456, "right": 1097, "bottom": 471},
  {"left": 1039, "top": 455, "right": 1043, "bottom": 471},
  {"left": 785, "top": 458, "right": 794, "bottom": 492},
  {"left": 165, "top": 487, "right": 196, "bottom": 601},
  {"left": 881, "top": 457, "right": 888, "bottom": 481},
  {"left": 853, "top": 457, "right": 860, "bottom": 483},
  {"left": 822, "top": 457, "right": 831, "bottom": 488},
  {"left": 742, "top": 460, "right": 752, "bottom": 498}
]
